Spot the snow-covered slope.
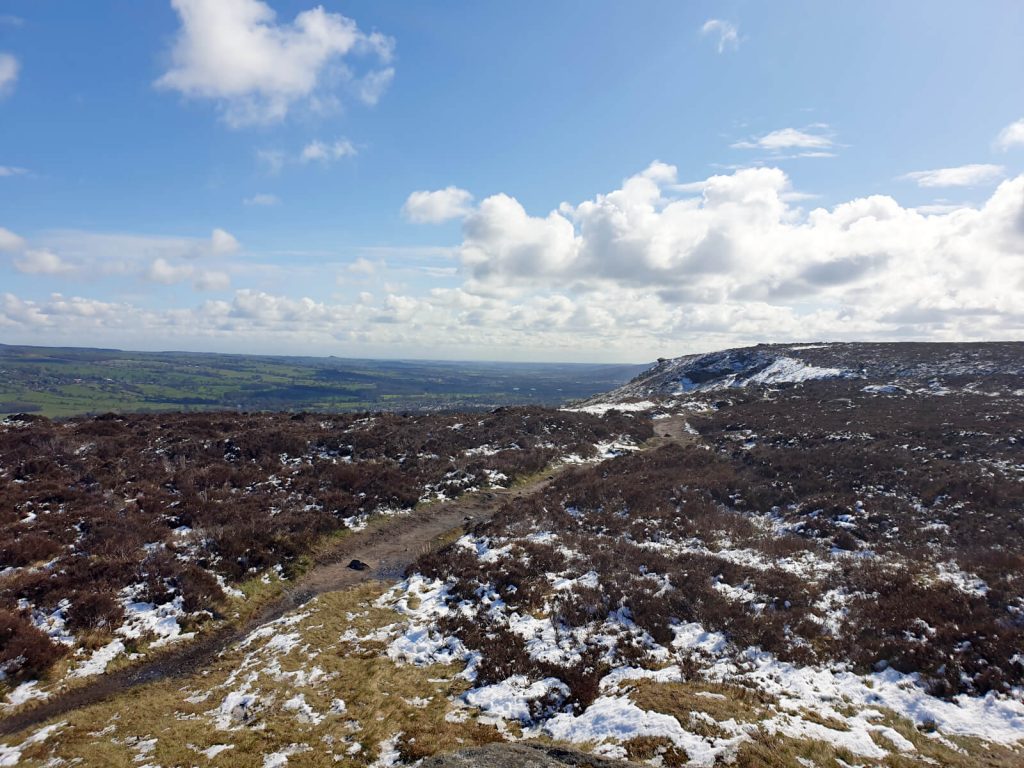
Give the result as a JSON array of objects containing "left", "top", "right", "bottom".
[{"left": 591, "top": 341, "right": 1024, "bottom": 403}]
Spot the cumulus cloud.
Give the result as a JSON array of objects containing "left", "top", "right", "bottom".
[
  {"left": 243, "top": 193, "right": 280, "bottom": 206},
  {"left": 14, "top": 249, "right": 73, "bottom": 275},
  {"left": 0, "top": 52, "right": 18, "bottom": 98},
  {"left": 701, "top": 20, "right": 739, "bottom": 53},
  {"left": 0, "top": 226, "right": 24, "bottom": 252},
  {"left": 902, "top": 163, "right": 1005, "bottom": 188},
  {"left": 300, "top": 138, "right": 357, "bottom": 163},
  {"left": 402, "top": 187, "right": 474, "bottom": 223},
  {"left": 732, "top": 126, "right": 834, "bottom": 153},
  {"left": 2, "top": 228, "right": 240, "bottom": 293},
  {"left": 147, "top": 257, "right": 193, "bottom": 285},
  {"left": 147, "top": 258, "right": 230, "bottom": 291},
  {"left": 210, "top": 227, "right": 240, "bottom": 255},
  {"left": 995, "top": 118, "right": 1024, "bottom": 151},
  {"left": 5, "top": 165, "right": 1024, "bottom": 360},
  {"left": 155, "top": 0, "right": 394, "bottom": 126},
  {"left": 450, "top": 162, "right": 1024, "bottom": 346},
  {"left": 193, "top": 269, "right": 231, "bottom": 291},
  {"left": 37, "top": 228, "right": 241, "bottom": 264},
  {"left": 347, "top": 257, "right": 378, "bottom": 276}
]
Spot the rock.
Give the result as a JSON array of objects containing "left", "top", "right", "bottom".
[
  {"left": 418, "top": 743, "right": 641, "bottom": 768},
  {"left": 347, "top": 559, "right": 370, "bottom": 571}
]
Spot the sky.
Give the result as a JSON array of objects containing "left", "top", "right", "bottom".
[{"left": 1, "top": 1, "right": 1023, "bottom": 363}]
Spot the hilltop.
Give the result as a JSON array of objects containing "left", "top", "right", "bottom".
[
  {"left": 0, "top": 341, "right": 1022, "bottom": 767},
  {"left": 593, "top": 341, "right": 1024, "bottom": 403}
]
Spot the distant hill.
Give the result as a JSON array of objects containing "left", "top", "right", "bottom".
[
  {"left": 590, "top": 341, "right": 1024, "bottom": 403},
  {"left": 0, "top": 343, "right": 648, "bottom": 418}
]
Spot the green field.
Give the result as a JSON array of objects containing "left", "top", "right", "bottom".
[{"left": 0, "top": 343, "right": 647, "bottom": 418}]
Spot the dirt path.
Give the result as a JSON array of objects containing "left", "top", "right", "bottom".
[
  {"left": 0, "top": 413, "right": 699, "bottom": 736},
  {"left": 0, "top": 469, "right": 562, "bottom": 736}
]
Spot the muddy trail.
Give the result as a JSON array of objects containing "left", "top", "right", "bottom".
[{"left": 0, "top": 414, "right": 696, "bottom": 736}]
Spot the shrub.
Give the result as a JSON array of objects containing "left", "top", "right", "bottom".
[{"left": 0, "top": 609, "right": 66, "bottom": 680}]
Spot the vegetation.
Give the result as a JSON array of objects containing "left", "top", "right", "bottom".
[
  {"left": 0, "top": 343, "right": 646, "bottom": 418},
  {"left": 0, "top": 407, "right": 651, "bottom": 681},
  {"left": 417, "top": 383, "right": 1024, "bottom": 698}
]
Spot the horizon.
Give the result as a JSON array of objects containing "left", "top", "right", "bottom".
[
  {"left": 3, "top": 338, "right": 1024, "bottom": 372},
  {"left": 2, "top": 1, "right": 1023, "bottom": 363}
]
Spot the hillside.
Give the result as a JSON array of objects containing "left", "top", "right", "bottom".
[
  {"left": 0, "top": 342, "right": 1022, "bottom": 767},
  {"left": 593, "top": 342, "right": 1024, "bottom": 403}
]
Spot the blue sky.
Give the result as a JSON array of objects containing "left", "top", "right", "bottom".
[{"left": 1, "top": 1, "right": 1023, "bottom": 362}]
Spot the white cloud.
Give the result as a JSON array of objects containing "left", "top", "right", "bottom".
[
  {"left": 38, "top": 228, "right": 240, "bottom": 263},
  {"left": 155, "top": 0, "right": 394, "bottom": 126},
  {"left": 243, "top": 193, "right": 280, "bottom": 206},
  {"left": 901, "top": 163, "right": 1005, "bottom": 188},
  {"left": 732, "top": 127, "right": 834, "bottom": 152},
  {"left": 210, "top": 228, "right": 240, "bottom": 255},
  {"left": 356, "top": 67, "right": 394, "bottom": 105},
  {"left": 347, "top": 257, "right": 378, "bottom": 276},
  {"left": 449, "top": 162, "right": 1024, "bottom": 348},
  {"left": 14, "top": 249, "right": 73, "bottom": 275},
  {"left": 300, "top": 138, "right": 357, "bottom": 163},
  {"left": 402, "top": 187, "right": 474, "bottom": 223},
  {"left": 701, "top": 20, "right": 739, "bottom": 53},
  {"left": 0, "top": 52, "right": 18, "bottom": 98},
  {"left": 147, "top": 258, "right": 230, "bottom": 291},
  {"left": 5, "top": 165, "right": 1024, "bottom": 360},
  {"left": 0, "top": 226, "right": 24, "bottom": 252},
  {"left": 0, "top": 165, "right": 28, "bottom": 177},
  {"left": 147, "top": 257, "right": 194, "bottom": 285},
  {"left": 1, "top": 228, "right": 241, "bottom": 291},
  {"left": 193, "top": 269, "right": 231, "bottom": 291},
  {"left": 995, "top": 118, "right": 1024, "bottom": 151}
]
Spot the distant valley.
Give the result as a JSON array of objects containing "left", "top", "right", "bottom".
[{"left": 0, "top": 344, "right": 647, "bottom": 418}]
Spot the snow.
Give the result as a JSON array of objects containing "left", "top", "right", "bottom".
[
  {"left": 935, "top": 561, "right": 988, "bottom": 597},
  {"left": 70, "top": 639, "right": 126, "bottom": 678},
  {"left": 212, "top": 690, "right": 259, "bottom": 730},
  {"left": 567, "top": 401, "right": 657, "bottom": 415},
  {"left": 118, "top": 593, "right": 192, "bottom": 647},
  {"left": 200, "top": 744, "right": 234, "bottom": 758},
  {"left": 465, "top": 676, "right": 568, "bottom": 723},
  {"left": 599, "top": 665, "right": 684, "bottom": 690},
  {"left": 263, "top": 744, "right": 309, "bottom": 767},
  {"left": 4, "top": 680, "right": 49, "bottom": 708},
  {"left": 368, "top": 733, "right": 402, "bottom": 768},
  {"left": 671, "top": 622, "right": 728, "bottom": 655},
  {"left": 214, "top": 573, "right": 245, "bottom": 600},
  {"left": 864, "top": 384, "right": 907, "bottom": 395},
  {"left": 0, "top": 722, "right": 65, "bottom": 767},
  {"left": 707, "top": 647, "right": 1024, "bottom": 748},
  {"left": 539, "top": 695, "right": 740, "bottom": 767},
  {"left": 744, "top": 357, "right": 852, "bottom": 386},
  {"left": 383, "top": 575, "right": 473, "bottom": 670},
  {"left": 283, "top": 693, "right": 323, "bottom": 725},
  {"left": 22, "top": 598, "right": 75, "bottom": 646}
]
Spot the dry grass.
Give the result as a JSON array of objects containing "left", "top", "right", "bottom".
[
  {"left": 0, "top": 582, "right": 505, "bottom": 767},
  {"left": 627, "top": 679, "right": 774, "bottom": 725}
]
